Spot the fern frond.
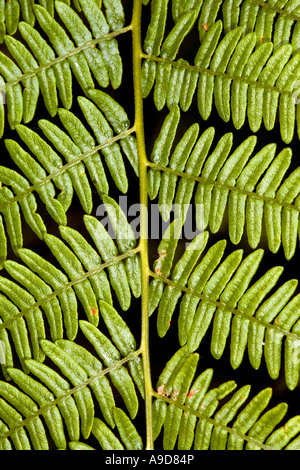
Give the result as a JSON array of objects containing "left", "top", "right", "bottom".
[
  {"left": 0, "top": 308, "right": 142, "bottom": 450},
  {"left": 34, "top": 3, "right": 102, "bottom": 91},
  {"left": 0, "top": 270, "right": 53, "bottom": 362},
  {"left": 222, "top": 0, "right": 300, "bottom": 51},
  {"left": 17, "top": 20, "right": 73, "bottom": 112},
  {"left": 48, "top": 339, "right": 116, "bottom": 430},
  {"left": 0, "top": 384, "right": 51, "bottom": 449},
  {"left": 0, "top": 1, "right": 126, "bottom": 133},
  {"left": 0, "top": 166, "right": 48, "bottom": 254},
  {"left": 0, "top": 94, "right": 136, "bottom": 255},
  {"left": 1, "top": 0, "right": 300, "bottom": 453},
  {"left": 15, "top": 247, "right": 79, "bottom": 340},
  {"left": 0, "top": 0, "right": 54, "bottom": 41},
  {"left": 91, "top": 417, "right": 123, "bottom": 450},
  {"left": 149, "top": 225, "right": 300, "bottom": 389},
  {"left": 0, "top": 292, "right": 33, "bottom": 373},
  {"left": 54, "top": 1, "right": 110, "bottom": 89},
  {"left": 0, "top": 209, "right": 141, "bottom": 376},
  {"left": 68, "top": 441, "right": 95, "bottom": 450},
  {"left": 142, "top": 6, "right": 300, "bottom": 143},
  {"left": 148, "top": 106, "right": 300, "bottom": 260},
  {"left": 83, "top": 214, "right": 138, "bottom": 311},
  {"left": 153, "top": 351, "right": 300, "bottom": 450},
  {"left": 2, "top": 0, "right": 20, "bottom": 38},
  {"left": 87, "top": 89, "right": 139, "bottom": 176},
  {"left": 174, "top": 0, "right": 300, "bottom": 52},
  {"left": 79, "top": 322, "right": 140, "bottom": 419},
  {"left": 4, "top": 140, "right": 68, "bottom": 224},
  {"left": 0, "top": 359, "right": 86, "bottom": 449},
  {"left": 91, "top": 409, "right": 143, "bottom": 450},
  {"left": 0, "top": 256, "right": 77, "bottom": 371},
  {"left": 114, "top": 407, "right": 143, "bottom": 450}
]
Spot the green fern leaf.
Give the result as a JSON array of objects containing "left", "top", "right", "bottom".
[
  {"left": 55, "top": 1, "right": 110, "bottom": 89},
  {"left": 78, "top": 0, "right": 123, "bottom": 89},
  {"left": 0, "top": 167, "right": 47, "bottom": 247},
  {"left": 14, "top": 123, "right": 74, "bottom": 211},
  {"left": 69, "top": 441, "right": 95, "bottom": 450},
  {"left": 0, "top": 381, "right": 49, "bottom": 449},
  {"left": 39, "top": 339, "right": 95, "bottom": 440},
  {"left": 114, "top": 407, "right": 143, "bottom": 450},
  {"left": 34, "top": 5, "right": 94, "bottom": 92},
  {"left": 153, "top": 349, "right": 300, "bottom": 449},
  {"left": 0, "top": 293, "right": 32, "bottom": 372},
  {"left": 92, "top": 417, "right": 124, "bottom": 450},
  {"left": 25, "top": 358, "right": 81, "bottom": 442},
  {"left": 163, "top": 353, "right": 199, "bottom": 450},
  {"left": 7, "top": 367, "right": 67, "bottom": 449},
  {"left": 78, "top": 96, "right": 128, "bottom": 193},
  {"left": 0, "top": 274, "right": 47, "bottom": 362},
  {"left": 148, "top": 107, "right": 300, "bottom": 259},
  {"left": 5, "top": 35, "right": 52, "bottom": 121},
  {"left": 149, "top": 228, "right": 300, "bottom": 389},
  {"left": 222, "top": 0, "right": 300, "bottom": 53},
  {"left": 143, "top": 5, "right": 300, "bottom": 143},
  {"left": 0, "top": 215, "right": 6, "bottom": 270},
  {"left": 19, "top": 21, "right": 73, "bottom": 111},
  {"left": 84, "top": 215, "right": 132, "bottom": 311},
  {"left": 56, "top": 339, "right": 116, "bottom": 428},
  {"left": 79, "top": 319, "right": 139, "bottom": 419},
  {"left": 5, "top": 139, "right": 67, "bottom": 225},
  {"left": 87, "top": 89, "right": 139, "bottom": 175},
  {"left": 4, "top": 0, "right": 20, "bottom": 36},
  {"left": 43, "top": 233, "right": 99, "bottom": 325},
  {"left": 17, "top": 248, "right": 78, "bottom": 341},
  {"left": 59, "top": 225, "right": 113, "bottom": 306},
  {"left": 4, "top": 260, "right": 64, "bottom": 341}
]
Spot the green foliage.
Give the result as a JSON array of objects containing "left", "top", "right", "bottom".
[{"left": 0, "top": 0, "right": 300, "bottom": 452}]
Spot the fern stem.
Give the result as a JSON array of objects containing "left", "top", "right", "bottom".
[{"left": 132, "top": 0, "right": 153, "bottom": 450}]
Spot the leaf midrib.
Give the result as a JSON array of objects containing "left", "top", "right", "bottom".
[
  {"left": 0, "top": 247, "right": 140, "bottom": 331},
  {"left": 147, "top": 161, "right": 300, "bottom": 212},
  {"left": 141, "top": 52, "right": 296, "bottom": 98},
  {"left": 0, "top": 349, "right": 141, "bottom": 445},
  {"left": 151, "top": 391, "right": 273, "bottom": 451},
  {"left": 149, "top": 270, "right": 300, "bottom": 343},
  {"left": 0, "top": 128, "right": 135, "bottom": 212},
  {"left": 3, "top": 26, "right": 132, "bottom": 88}
]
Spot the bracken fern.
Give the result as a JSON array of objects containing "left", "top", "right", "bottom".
[{"left": 0, "top": 0, "right": 300, "bottom": 451}]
